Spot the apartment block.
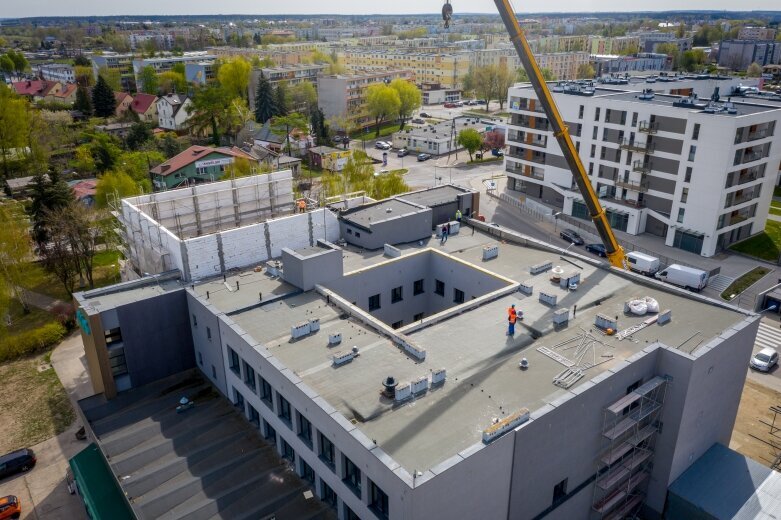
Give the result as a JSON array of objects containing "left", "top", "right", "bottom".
[
  {"left": 317, "top": 70, "right": 415, "bottom": 131},
  {"left": 505, "top": 78, "right": 781, "bottom": 257},
  {"left": 37, "top": 63, "right": 75, "bottom": 83},
  {"left": 338, "top": 50, "right": 470, "bottom": 89},
  {"left": 248, "top": 63, "right": 327, "bottom": 112},
  {"left": 132, "top": 52, "right": 216, "bottom": 91},
  {"left": 471, "top": 48, "right": 590, "bottom": 80},
  {"left": 718, "top": 40, "right": 781, "bottom": 71},
  {"left": 738, "top": 26, "right": 777, "bottom": 41},
  {"left": 588, "top": 36, "right": 642, "bottom": 55}
]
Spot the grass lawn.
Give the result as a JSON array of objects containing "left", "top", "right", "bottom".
[
  {"left": 0, "top": 350, "right": 75, "bottom": 453},
  {"left": 351, "top": 122, "right": 401, "bottom": 141},
  {"left": 729, "top": 220, "right": 781, "bottom": 261},
  {"left": 389, "top": 168, "right": 409, "bottom": 175},
  {"left": 774, "top": 185, "right": 781, "bottom": 198},
  {"left": 6, "top": 299, "right": 57, "bottom": 335},
  {"left": 721, "top": 266, "right": 772, "bottom": 300},
  {"left": 469, "top": 156, "right": 503, "bottom": 164},
  {"left": 770, "top": 207, "right": 781, "bottom": 217}
]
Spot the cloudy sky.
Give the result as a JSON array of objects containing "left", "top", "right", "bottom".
[{"left": 5, "top": 0, "right": 780, "bottom": 17}]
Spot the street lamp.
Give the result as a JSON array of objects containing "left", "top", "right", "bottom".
[{"left": 553, "top": 211, "right": 562, "bottom": 233}]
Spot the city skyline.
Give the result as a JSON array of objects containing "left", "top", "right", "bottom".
[{"left": 5, "top": 1, "right": 781, "bottom": 18}]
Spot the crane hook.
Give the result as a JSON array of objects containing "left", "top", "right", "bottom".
[{"left": 442, "top": 1, "right": 453, "bottom": 29}]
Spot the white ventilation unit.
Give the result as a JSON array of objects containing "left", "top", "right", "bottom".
[
  {"left": 529, "top": 261, "right": 552, "bottom": 275},
  {"left": 265, "top": 260, "right": 282, "bottom": 277},
  {"left": 595, "top": 313, "right": 618, "bottom": 331},
  {"left": 332, "top": 351, "right": 354, "bottom": 366},
  {"left": 519, "top": 281, "right": 533, "bottom": 296},
  {"left": 482, "top": 244, "right": 499, "bottom": 261},
  {"left": 431, "top": 368, "right": 446, "bottom": 385},
  {"left": 539, "top": 291, "right": 557, "bottom": 306},
  {"left": 553, "top": 308, "right": 569, "bottom": 326},
  {"left": 658, "top": 309, "right": 672, "bottom": 325},
  {"left": 482, "top": 409, "right": 530, "bottom": 443},
  {"left": 395, "top": 382, "right": 412, "bottom": 402},
  {"left": 384, "top": 244, "right": 402, "bottom": 258},
  {"left": 411, "top": 376, "right": 429, "bottom": 395},
  {"left": 309, "top": 318, "right": 320, "bottom": 332},
  {"left": 560, "top": 271, "right": 581, "bottom": 290},
  {"left": 398, "top": 338, "right": 427, "bottom": 361},
  {"left": 291, "top": 322, "right": 311, "bottom": 339},
  {"left": 328, "top": 333, "right": 342, "bottom": 345}
]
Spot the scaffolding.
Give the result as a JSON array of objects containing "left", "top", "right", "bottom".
[{"left": 592, "top": 376, "right": 670, "bottom": 520}]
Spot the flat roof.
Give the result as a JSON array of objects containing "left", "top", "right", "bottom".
[
  {"left": 340, "top": 199, "right": 427, "bottom": 229},
  {"left": 397, "top": 184, "right": 470, "bottom": 208},
  {"left": 226, "top": 228, "right": 747, "bottom": 472}
]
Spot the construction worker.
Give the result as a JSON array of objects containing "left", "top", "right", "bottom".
[
  {"left": 507, "top": 304, "right": 517, "bottom": 336},
  {"left": 297, "top": 199, "right": 306, "bottom": 213},
  {"left": 456, "top": 209, "right": 462, "bottom": 223}
]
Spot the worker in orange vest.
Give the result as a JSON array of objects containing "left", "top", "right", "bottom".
[
  {"left": 297, "top": 199, "right": 306, "bottom": 213},
  {"left": 507, "top": 304, "right": 517, "bottom": 336}
]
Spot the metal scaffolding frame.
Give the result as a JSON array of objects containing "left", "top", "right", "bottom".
[{"left": 592, "top": 376, "right": 670, "bottom": 520}]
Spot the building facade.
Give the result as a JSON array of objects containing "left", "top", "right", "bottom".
[
  {"left": 505, "top": 80, "right": 781, "bottom": 256},
  {"left": 718, "top": 40, "right": 781, "bottom": 71},
  {"left": 156, "top": 93, "right": 193, "bottom": 132},
  {"left": 38, "top": 63, "right": 75, "bottom": 83},
  {"left": 248, "top": 64, "right": 327, "bottom": 112},
  {"left": 149, "top": 145, "right": 259, "bottom": 190},
  {"left": 738, "top": 26, "right": 777, "bottom": 41},
  {"left": 338, "top": 50, "right": 470, "bottom": 89}
]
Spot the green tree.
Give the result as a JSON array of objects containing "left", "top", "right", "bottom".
[
  {"left": 117, "top": 150, "right": 164, "bottom": 192},
  {"left": 389, "top": 79, "right": 422, "bottom": 130},
  {"left": 73, "top": 54, "right": 91, "bottom": 67},
  {"left": 6, "top": 50, "right": 28, "bottom": 75},
  {"left": 188, "top": 85, "right": 248, "bottom": 146},
  {"left": 0, "top": 86, "right": 30, "bottom": 179},
  {"left": 74, "top": 86, "right": 93, "bottom": 116},
  {"left": 495, "top": 65, "right": 514, "bottom": 110},
  {"left": 515, "top": 67, "right": 556, "bottom": 82},
  {"left": 747, "top": 62, "right": 763, "bottom": 77},
  {"left": 92, "top": 75, "right": 117, "bottom": 118},
  {"left": 126, "top": 122, "right": 152, "bottom": 150},
  {"left": 138, "top": 65, "right": 159, "bottom": 94},
  {"left": 271, "top": 113, "right": 308, "bottom": 155},
  {"left": 74, "top": 66, "right": 94, "bottom": 88},
  {"left": 97, "top": 66, "right": 121, "bottom": 91},
  {"left": 275, "top": 83, "right": 289, "bottom": 116},
  {"left": 577, "top": 63, "right": 596, "bottom": 79},
  {"left": 155, "top": 132, "right": 182, "bottom": 158},
  {"left": 0, "top": 55, "right": 13, "bottom": 77},
  {"left": 158, "top": 71, "right": 186, "bottom": 94},
  {"left": 29, "top": 171, "right": 75, "bottom": 247},
  {"left": 289, "top": 81, "right": 317, "bottom": 114},
  {"left": 254, "top": 75, "right": 276, "bottom": 123},
  {"left": 680, "top": 49, "right": 707, "bottom": 72},
  {"left": 95, "top": 170, "right": 141, "bottom": 207},
  {"left": 366, "top": 84, "right": 400, "bottom": 137},
  {"left": 217, "top": 56, "right": 251, "bottom": 101},
  {"left": 0, "top": 201, "right": 37, "bottom": 313},
  {"left": 310, "top": 107, "right": 329, "bottom": 146},
  {"left": 464, "top": 65, "right": 500, "bottom": 111},
  {"left": 655, "top": 42, "right": 680, "bottom": 70},
  {"left": 457, "top": 128, "right": 483, "bottom": 161}
]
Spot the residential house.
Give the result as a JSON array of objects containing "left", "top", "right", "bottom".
[
  {"left": 69, "top": 178, "right": 98, "bottom": 207},
  {"left": 149, "top": 145, "right": 259, "bottom": 190},
  {"left": 12, "top": 80, "right": 61, "bottom": 102},
  {"left": 156, "top": 93, "right": 193, "bottom": 132},
  {"left": 49, "top": 83, "right": 78, "bottom": 105},
  {"left": 114, "top": 91, "right": 133, "bottom": 117},
  {"left": 130, "top": 93, "right": 158, "bottom": 124},
  {"left": 251, "top": 120, "right": 313, "bottom": 156},
  {"left": 307, "top": 146, "right": 352, "bottom": 172}
]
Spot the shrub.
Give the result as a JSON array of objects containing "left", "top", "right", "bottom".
[{"left": 0, "top": 322, "right": 67, "bottom": 362}]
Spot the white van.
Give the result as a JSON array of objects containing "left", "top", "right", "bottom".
[
  {"left": 655, "top": 264, "right": 709, "bottom": 292},
  {"left": 626, "top": 251, "right": 660, "bottom": 276}
]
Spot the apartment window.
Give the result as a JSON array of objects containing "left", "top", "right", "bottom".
[
  {"left": 578, "top": 105, "right": 584, "bottom": 119},
  {"left": 552, "top": 478, "right": 568, "bottom": 505},
  {"left": 228, "top": 347, "right": 240, "bottom": 375},
  {"left": 278, "top": 394, "right": 292, "bottom": 426},
  {"left": 319, "top": 432, "right": 335, "bottom": 469},
  {"left": 391, "top": 320, "right": 403, "bottom": 329},
  {"left": 321, "top": 480, "right": 337, "bottom": 509},
  {"left": 631, "top": 112, "right": 638, "bottom": 127},
  {"left": 211, "top": 365, "right": 217, "bottom": 379},
  {"left": 692, "top": 123, "right": 700, "bottom": 140},
  {"left": 259, "top": 376, "right": 273, "bottom": 408},
  {"left": 368, "top": 294, "right": 381, "bottom": 311},
  {"left": 192, "top": 314, "right": 197, "bottom": 327},
  {"left": 263, "top": 419, "right": 277, "bottom": 444},
  {"left": 197, "top": 351, "right": 203, "bottom": 366},
  {"left": 685, "top": 166, "right": 692, "bottom": 183},
  {"left": 677, "top": 208, "right": 685, "bottom": 223},
  {"left": 594, "top": 107, "right": 600, "bottom": 121},
  {"left": 414, "top": 312, "right": 425, "bottom": 321},
  {"left": 590, "top": 144, "right": 596, "bottom": 158},
  {"left": 435, "top": 279, "right": 445, "bottom": 296},
  {"left": 248, "top": 404, "right": 260, "bottom": 427},
  {"left": 281, "top": 438, "right": 295, "bottom": 463},
  {"left": 453, "top": 288, "right": 465, "bottom": 304},
  {"left": 681, "top": 188, "right": 689, "bottom": 203},
  {"left": 343, "top": 455, "right": 362, "bottom": 497},
  {"left": 206, "top": 327, "right": 211, "bottom": 340},
  {"left": 297, "top": 412, "right": 313, "bottom": 447},
  {"left": 243, "top": 361, "right": 256, "bottom": 391},
  {"left": 391, "top": 286, "right": 403, "bottom": 303},
  {"left": 233, "top": 387, "right": 245, "bottom": 411},
  {"left": 588, "top": 163, "right": 594, "bottom": 176},
  {"left": 592, "top": 126, "right": 598, "bottom": 139},
  {"left": 688, "top": 145, "right": 696, "bottom": 162},
  {"left": 345, "top": 505, "right": 360, "bottom": 520},
  {"left": 300, "top": 458, "right": 315, "bottom": 485},
  {"left": 370, "top": 479, "right": 390, "bottom": 519},
  {"left": 413, "top": 279, "right": 425, "bottom": 295}
]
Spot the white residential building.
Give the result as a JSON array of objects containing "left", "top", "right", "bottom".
[
  {"left": 156, "top": 93, "right": 193, "bottom": 131},
  {"left": 505, "top": 78, "right": 781, "bottom": 257},
  {"left": 38, "top": 63, "right": 75, "bottom": 83}
]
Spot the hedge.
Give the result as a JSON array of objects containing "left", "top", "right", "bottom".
[{"left": 0, "top": 322, "right": 67, "bottom": 363}]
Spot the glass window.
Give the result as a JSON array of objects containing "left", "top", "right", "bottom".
[
  {"left": 228, "top": 347, "right": 240, "bottom": 375},
  {"left": 685, "top": 166, "right": 692, "bottom": 183},
  {"left": 233, "top": 387, "right": 245, "bottom": 411},
  {"left": 345, "top": 504, "right": 360, "bottom": 520},
  {"left": 281, "top": 438, "right": 295, "bottom": 462},
  {"left": 552, "top": 478, "right": 568, "bottom": 505},
  {"left": 278, "top": 394, "right": 292, "bottom": 426},
  {"left": 413, "top": 312, "right": 424, "bottom": 321},
  {"left": 692, "top": 123, "right": 700, "bottom": 140},
  {"left": 677, "top": 208, "right": 685, "bottom": 223},
  {"left": 368, "top": 294, "right": 381, "bottom": 311},
  {"left": 343, "top": 455, "right": 362, "bottom": 497},
  {"left": 688, "top": 145, "right": 696, "bottom": 162},
  {"left": 391, "top": 286, "right": 403, "bottom": 303},
  {"left": 197, "top": 351, "right": 203, "bottom": 366},
  {"left": 243, "top": 361, "right": 256, "bottom": 391},
  {"left": 592, "top": 126, "right": 598, "bottom": 139},
  {"left": 211, "top": 365, "right": 217, "bottom": 379},
  {"left": 319, "top": 432, "right": 335, "bottom": 469},
  {"left": 263, "top": 419, "right": 276, "bottom": 444},
  {"left": 391, "top": 320, "right": 403, "bottom": 329},
  {"left": 207, "top": 327, "right": 211, "bottom": 340},
  {"left": 681, "top": 188, "right": 689, "bottom": 203},
  {"left": 413, "top": 279, "right": 424, "bottom": 295},
  {"left": 370, "top": 479, "right": 390, "bottom": 519},
  {"left": 300, "top": 458, "right": 315, "bottom": 484},
  {"left": 321, "top": 480, "right": 337, "bottom": 509},
  {"left": 192, "top": 314, "right": 197, "bottom": 327},
  {"left": 435, "top": 279, "right": 445, "bottom": 296},
  {"left": 259, "top": 376, "right": 273, "bottom": 408},
  {"left": 248, "top": 404, "right": 260, "bottom": 427},
  {"left": 594, "top": 107, "right": 600, "bottom": 121},
  {"left": 453, "top": 288, "right": 465, "bottom": 304},
  {"left": 297, "top": 412, "right": 313, "bottom": 447},
  {"left": 578, "top": 105, "right": 584, "bottom": 119}
]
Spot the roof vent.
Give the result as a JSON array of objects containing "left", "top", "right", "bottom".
[{"left": 386, "top": 208, "right": 393, "bottom": 213}]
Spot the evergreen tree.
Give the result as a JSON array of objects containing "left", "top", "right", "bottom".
[
  {"left": 254, "top": 76, "right": 276, "bottom": 123},
  {"left": 29, "top": 171, "right": 75, "bottom": 247},
  {"left": 92, "top": 75, "right": 117, "bottom": 118},
  {"left": 275, "top": 84, "right": 288, "bottom": 117},
  {"left": 310, "top": 108, "right": 329, "bottom": 146},
  {"left": 74, "top": 86, "right": 93, "bottom": 116}
]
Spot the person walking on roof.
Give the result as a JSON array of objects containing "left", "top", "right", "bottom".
[
  {"left": 507, "top": 304, "right": 518, "bottom": 336},
  {"left": 456, "top": 209, "right": 462, "bottom": 223},
  {"left": 440, "top": 223, "right": 449, "bottom": 245}
]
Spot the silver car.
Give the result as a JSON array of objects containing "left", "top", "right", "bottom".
[{"left": 750, "top": 347, "right": 779, "bottom": 372}]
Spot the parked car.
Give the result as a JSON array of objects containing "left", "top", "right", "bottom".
[
  {"left": 467, "top": 99, "right": 480, "bottom": 105},
  {"left": 454, "top": 101, "right": 464, "bottom": 107},
  {"left": 397, "top": 148, "right": 409, "bottom": 157},
  {"left": 417, "top": 153, "right": 432, "bottom": 162},
  {"left": 751, "top": 347, "right": 779, "bottom": 372},
  {"left": 374, "top": 141, "right": 391, "bottom": 150},
  {"left": 0, "top": 496, "right": 21, "bottom": 520},
  {"left": 0, "top": 449, "right": 36, "bottom": 480},
  {"left": 559, "top": 229, "right": 584, "bottom": 245},
  {"left": 411, "top": 118, "right": 425, "bottom": 124},
  {"left": 491, "top": 149, "right": 504, "bottom": 157},
  {"left": 444, "top": 102, "right": 457, "bottom": 108},
  {"left": 626, "top": 251, "right": 660, "bottom": 276},
  {"left": 585, "top": 243, "right": 607, "bottom": 257},
  {"left": 419, "top": 112, "right": 432, "bottom": 118},
  {"left": 654, "top": 264, "right": 708, "bottom": 292}
]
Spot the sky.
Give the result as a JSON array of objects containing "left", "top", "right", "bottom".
[{"left": 4, "top": 0, "right": 781, "bottom": 18}]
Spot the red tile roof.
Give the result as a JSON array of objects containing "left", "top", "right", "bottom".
[
  {"left": 150, "top": 145, "right": 257, "bottom": 177},
  {"left": 71, "top": 179, "right": 97, "bottom": 199},
  {"left": 131, "top": 93, "right": 157, "bottom": 114},
  {"left": 52, "top": 83, "right": 77, "bottom": 100},
  {"left": 115, "top": 91, "right": 132, "bottom": 104},
  {"left": 12, "top": 80, "right": 59, "bottom": 97}
]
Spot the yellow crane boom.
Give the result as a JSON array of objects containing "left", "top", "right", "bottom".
[{"left": 445, "top": 0, "right": 627, "bottom": 268}]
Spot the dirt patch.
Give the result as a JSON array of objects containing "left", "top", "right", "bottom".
[
  {"left": 731, "top": 379, "right": 781, "bottom": 467},
  {"left": 0, "top": 351, "right": 75, "bottom": 454}
]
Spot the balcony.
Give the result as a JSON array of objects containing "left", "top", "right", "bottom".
[
  {"left": 506, "top": 161, "right": 544, "bottom": 180},
  {"left": 615, "top": 178, "right": 649, "bottom": 193},
  {"left": 602, "top": 197, "right": 646, "bottom": 209},
  {"left": 620, "top": 139, "right": 654, "bottom": 154},
  {"left": 638, "top": 121, "right": 658, "bottom": 134},
  {"left": 632, "top": 160, "right": 651, "bottom": 174}
]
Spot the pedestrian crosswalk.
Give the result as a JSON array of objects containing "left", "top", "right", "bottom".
[
  {"left": 708, "top": 274, "right": 735, "bottom": 294},
  {"left": 755, "top": 322, "right": 781, "bottom": 351}
]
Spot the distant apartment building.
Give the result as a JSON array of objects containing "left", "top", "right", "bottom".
[
  {"left": 129, "top": 31, "right": 174, "bottom": 51},
  {"left": 505, "top": 78, "right": 781, "bottom": 257},
  {"left": 338, "top": 50, "right": 470, "bottom": 89},
  {"left": 132, "top": 52, "right": 216, "bottom": 91},
  {"left": 592, "top": 53, "right": 671, "bottom": 75},
  {"left": 630, "top": 31, "right": 693, "bottom": 54},
  {"left": 718, "top": 40, "right": 781, "bottom": 70},
  {"left": 471, "top": 48, "right": 590, "bottom": 80},
  {"left": 37, "top": 63, "right": 75, "bottom": 83},
  {"left": 588, "top": 36, "right": 642, "bottom": 55},
  {"left": 90, "top": 53, "right": 135, "bottom": 90},
  {"left": 248, "top": 63, "right": 327, "bottom": 113},
  {"left": 420, "top": 82, "right": 461, "bottom": 104},
  {"left": 532, "top": 35, "right": 590, "bottom": 53},
  {"left": 185, "top": 62, "right": 217, "bottom": 85},
  {"left": 207, "top": 46, "right": 312, "bottom": 66},
  {"left": 317, "top": 70, "right": 415, "bottom": 131},
  {"left": 738, "top": 26, "right": 777, "bottom": 41}
]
